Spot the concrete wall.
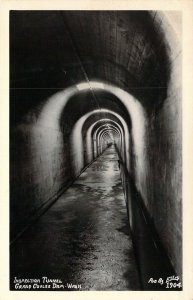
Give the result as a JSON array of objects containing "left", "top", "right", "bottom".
[
  {"left": 10, "top": 106, "right": 72, "bottom": 240},
  {"left": 128, "top": 13, "right": 182, "bottom": 277},
  {"left": 147, "top": 52, "right": 182, "bottom": 277}
]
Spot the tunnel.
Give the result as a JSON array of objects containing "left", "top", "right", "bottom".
[{"left": 10, "top": 11, "right": 182, "bottom": 291}]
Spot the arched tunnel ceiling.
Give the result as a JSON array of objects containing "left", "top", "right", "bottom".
[
  {"left": 92, "top": 121, "right": 122, "bottom": 138},
  {"left": 61, "top": 89, "right": 131, "bottom": 134},
  {"left": 99, "top": 128, "right": 120, "bottom": 141},
  {"left": 98, "top": 128, "right": 120, "bottom": 138},
  {"left": 82, "top": 112, "right": 125, "bottom": 140},
  {"left": 10, "top": 10, "right": 171, "bottom": 122},
  {"left": 95, "top": 125, "right": 121, "bottom": 141}
]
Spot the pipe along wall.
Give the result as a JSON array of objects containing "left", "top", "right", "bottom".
[{"left": 10, "top": 11, "right": 182, "bottom": 289}]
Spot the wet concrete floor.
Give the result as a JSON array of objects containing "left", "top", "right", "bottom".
[{"left": 10, "top": 145, "right": 140, "bottom": 291}]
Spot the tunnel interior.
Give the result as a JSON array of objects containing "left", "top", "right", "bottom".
[{"left": 10, "top": 10, "right": 182, "bottom": 290}]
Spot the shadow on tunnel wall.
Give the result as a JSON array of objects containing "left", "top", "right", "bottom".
[{"left": 116, "top": 143, "right": 182, "bottom": 290}]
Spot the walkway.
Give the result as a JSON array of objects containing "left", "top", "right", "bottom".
[{"left": 10, "top": 145, "right": 140, "bottom": 291}]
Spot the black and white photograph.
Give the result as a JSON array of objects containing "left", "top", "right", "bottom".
[
  {"left": 1, "top": 0, "right": 193, "bottom": 297},
  {"left": 8, "top": 10, "right": 183, "bottom": 292}
]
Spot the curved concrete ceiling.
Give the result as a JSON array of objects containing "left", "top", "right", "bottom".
[
  {"left": 91, "top": 120, "right": 123, "bottom": 142},
  {"left": 98, "top": 129, "right": 120, "bottom": 144},
  {"left": 94, "top": 124, "right": 121, "bottom": 138},
  {"left": 61, "top": 88, "right": 132, "bottom": 134},
  {"left": 98, "top": 127, "right": 120, "bottom": 139},
  {"left": 10, "top": 10, "right": 171, "bottom": 116},
  {"left": 90, "top": 119, "right": 122, "bottom": 137},
  {"left": 82, "top": 112, "right": 126, "bottom": 138},
  {"left": 95, "top": 125, "right": 121, "bottom": 141}
]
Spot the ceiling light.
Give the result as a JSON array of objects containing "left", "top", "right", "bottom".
[
  {"left": 76, "top": 83, "right": 90, "bottom": 91},
  {"left": 76, "top": 81, "right": 104, "bottom": 91},
  {"left": 90, "top": 82, "right": 104, "bottom": 89}
]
